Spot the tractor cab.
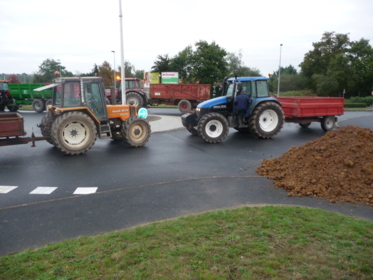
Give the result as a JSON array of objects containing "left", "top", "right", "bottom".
[{"left": 52, "top": 77, "right": 108, "bottom": 122}]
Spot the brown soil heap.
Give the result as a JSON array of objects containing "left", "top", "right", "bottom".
[{"left": 256, "top": 125, "right": 373, "bottom": 206}]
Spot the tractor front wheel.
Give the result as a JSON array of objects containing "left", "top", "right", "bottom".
[
  {"left": 51, "top": 111, "right": 97, "bottom": 155},
  {"left": 198, "top": 112, "right": 229, "bottom": 143},
  {"left": 122, "top": 116, "right": 151, "bottom": 147}
]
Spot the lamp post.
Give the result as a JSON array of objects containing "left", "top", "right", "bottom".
[
  {"left": 119, "top": 0, "right": 126, "bottom": 104},
  {"left": 57, "top": 59, "right": 62, "bottom": 77},
  {"left": 111, "top": 51, "right": 116, "bottom": 90},
  {"left": 277, "top": 44, "right": 283, "bottom": 96}
]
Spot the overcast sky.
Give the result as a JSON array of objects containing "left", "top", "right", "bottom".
[{"left": 1, "top": 0, "right": 373, "bottom": 77}]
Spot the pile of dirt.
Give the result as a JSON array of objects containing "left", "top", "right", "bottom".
[{"left": 256, "top": 125, "right": 373, "bottom": 206}]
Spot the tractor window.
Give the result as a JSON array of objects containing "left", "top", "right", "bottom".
[
  {"left": 63, "top": 82, "right": 80, "bottom": 107},
  {"left": 225, "top": 83, "right": 234, "bottom": 97},
  {"left": 126, "top": 80, "right": 134, "bottom": 89},
  {"left": 256, "top": 81, "right": 269, "bottom": 97},
  {"left": 84, "top": 82, "right": 105, "bottom": 118},
  {"left": 241, "top": 81, "right": 251, "bottom": 97},
  {"left": 55, "top": 85, "right": 62, "bottom": 105}
]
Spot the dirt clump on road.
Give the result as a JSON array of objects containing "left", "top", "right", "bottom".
[{"left": 256, "top": 125, "right": 373, "bottom": 206}]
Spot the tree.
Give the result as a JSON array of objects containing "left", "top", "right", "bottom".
[
  {"left": 98, "top": 61, "right": 112, "bottom": 87},
  {"left": 8, "top": 74, "right": 21, "bottom": 83},
  {"left": 135, "top": 70, "right": 144, "bottom": 79},
  {"left": 187, "top": 40, "right": 229, "bottom": 84},
  {"left": 169, "top": 46, "right": 193, "bottom": 81},
  {"left": 33, "top": 59, "right": 73, "bottom": 83},
  {"left": 151, "top": 54, "right": 172, "bottom": 73}
]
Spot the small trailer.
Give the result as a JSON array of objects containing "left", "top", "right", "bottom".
[
  {"left": 149, "top": 84, "right": 211, "bottom": 113},
  {"left": 276, "top": 96, "right": 344, "bottom": 131},
  {"left": 0, "top": 113, "right": 49, "bottom": 147}
]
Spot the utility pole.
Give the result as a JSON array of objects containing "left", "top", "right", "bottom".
[{"left": 277, "top": 44, "right": 283, "bottom": 96}]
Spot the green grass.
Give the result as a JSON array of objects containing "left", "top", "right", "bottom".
[{"left": 1, "top": 206, "right": 372, "bottom": 280}]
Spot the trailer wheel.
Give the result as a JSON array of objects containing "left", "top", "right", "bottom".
[
  {"left": 299, "top": 122, "right": 311, "bottom": 128},
  {"left": 32, "top": 99, "right": 45, "bottom": 113},
  {"left": 248, "top": 102, "right": 284, "bottom": 139},
  {"left": 51, "top": 111, "right": 97, "bottom": 155},
  {"left": 0, "top": 104, "right": 5, "bottom": 111},
  {"left": 321, "top": 116, "right": 335, "bottom": 131},
  {"left": 126, "top": 92, "right": 144, "bottom": 108},
  {"left": 198, "top": 112, "right": 229, "bottom": 143},
  {"left": 40, "top": 110, "right": 55, "bottom": 145},
  {"left": 122, "top": 116, "right": 151, "bottom": 147},
  {"left": 178, "top": 99, "right": 192, "bottom": 114}
]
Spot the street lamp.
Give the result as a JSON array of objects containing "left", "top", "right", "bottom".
[
  {"left": 277, "top": 44, "right": 283, "bottom": 96},
  {"left": 111, "top": 50, "right": 116, "bottom": 90},
  {"left": 57, "top": 59, "right": 62, "bottom": 77}
]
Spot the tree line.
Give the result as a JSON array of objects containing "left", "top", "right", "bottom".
[{"left": 3, "top": 31, "right": 373, "bottom": 98}]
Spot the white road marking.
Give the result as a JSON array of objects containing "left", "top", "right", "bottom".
[
  {"left": 30, "top": 187, "right": 58, "bottom": 195},
  {"left": 0, "top": 186, "right": 18, "bottom": 193},
  {"left": 73, "top": 187, "right": 98, "bottom": 195}
]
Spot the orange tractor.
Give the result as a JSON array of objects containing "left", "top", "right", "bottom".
[{"left": 36, "top": 76, "right": 151, "bottom": 155}]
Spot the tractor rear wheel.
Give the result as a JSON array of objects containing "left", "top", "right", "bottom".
[
  {"left": 126, "top": 92, "right": 144, "bottom": 108},
  {"left": 39, "top": 110, "right": 55, "bottom": 145},
  {"left": 51, "top": 111, "right": 97, "bottom": 155},
  {"left": 197, "top": 112, "right": 229, "bottom": 143},
  {"left": 122, "top": 116, "right": 151, "bottom": 147},
  {"left": 248, "top": 102, "right": 284, "bottom": 139},
  {"left": 7, "top": 98, "right": 19, "bottom": 112}
]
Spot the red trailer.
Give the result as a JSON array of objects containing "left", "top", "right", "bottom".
[
  {"left": 149, "top": 84, "right": 210, "bottom": 113},
  {"left": 276, "top": 96, "right": 344, "bottom": 131}
]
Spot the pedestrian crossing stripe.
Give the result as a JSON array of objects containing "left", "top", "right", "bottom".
[
  {"left": 0, "top": 186, "right": 18, "bottom": 193},
  {"left": 0, "top": 186, "right": 98, "bottom": 195},
  {"left": 30, "top": 187, "right": 58, "bottom": 195}
]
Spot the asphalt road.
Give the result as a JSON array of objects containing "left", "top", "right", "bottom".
[{"left": 0, "top": 109, "right": 372, "bottom": 256}]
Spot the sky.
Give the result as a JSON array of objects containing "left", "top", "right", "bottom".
[{"left": 1, "top": 0, "right": 373, "bottom": 78}]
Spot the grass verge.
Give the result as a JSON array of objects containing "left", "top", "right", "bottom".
[{"left": 1, "top": 206, "right": 372, "bottom": 280}]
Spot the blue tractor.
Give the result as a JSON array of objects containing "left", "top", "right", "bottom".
[{"left": 181, "top": 77, "right": 285, "bottom": 143}]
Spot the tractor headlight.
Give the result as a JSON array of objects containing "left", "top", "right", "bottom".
[{"left": 196, "top": 107, "right": 200, "bottom": 112}]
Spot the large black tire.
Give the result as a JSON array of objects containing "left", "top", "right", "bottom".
[
  {"left": 178, "top": 99, "right": 192, "bottom": 114},
  {"left": 51, "top": 111, "right": 97, "bottom": 155},
  {"left": 39, "top": 111, "right": 55, "bottom": 145},
  {"left": 197, "top": 112, "right": 229, "bottom": 143},
  {"left": 126, "top": 92, "right": 144, "bottom": 108},
  {"left": 248, "top": 102, "right": 284, "bottom": 139},
  {"left": 0, "top": 104, "right": 5, "bottom": 111},
  {"left": 321, "top": 116, "right": 335, "bottom": 131},
  {"left": 299, "top": 122, "right": 311, "bottom": 128},
  {"left": 7, "top": 98, "right": 19, "bottom": 112},
  {"left": 32, "top": 99, "right": 45, "bottom": 113},
  {"left": 122, "top": 116, "right": 151, "bottom": 147}
]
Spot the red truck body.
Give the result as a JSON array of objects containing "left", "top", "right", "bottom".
[
  {"left": 276, "top": 97, "right": 344, "bottom": 118},
  {"left": 149, "top": 84, "right": 210, "bottom": 113}
]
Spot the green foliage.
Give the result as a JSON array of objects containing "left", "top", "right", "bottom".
[
  {"left": 299, "top": 32, "right": 373, "bottom": 97},
  {"left": 33, "top": 59, "right": 74, "bottom": 83},
  {"left": 273, "top": 90, "right": 316, "bottom": 96},
  {"left": 225, "top": 50, "right": 262, "bottom": 77},
  {"left": 98, "top": 61, "right": 112, "bottom": 87},
  {"left": 344, "top": 103, "right": 367, "bottom": 108},
  {"left": 151, "top": 54, "right": 172, "bottom": 73},
  {"left": 349, "top": 96, "right": 373, "bottom": 105}
]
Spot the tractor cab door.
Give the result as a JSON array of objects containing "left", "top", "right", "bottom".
[{"left": 82, "top": 79, "right": 109, "bottom": 122}]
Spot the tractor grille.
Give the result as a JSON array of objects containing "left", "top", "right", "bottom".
[{"left": 130, "top": 106, "right": 136, "bottom": 116}]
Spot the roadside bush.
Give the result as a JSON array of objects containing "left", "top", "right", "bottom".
[
  {"left": 350, "top": 96, "right": 373, "bottom": 106},
  {"left": 271, "top": 90, "right": 316, "bottom": 97},
  {"left": 344, "top": 103, "right": 367, "bottom": 108}
]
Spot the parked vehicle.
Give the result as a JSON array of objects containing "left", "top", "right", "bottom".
[
  {"left": 0, "top": 77, "right": 151, "bottom": 155},
  {"left": 7, "top": 83, "right": 53, "bottom": 113},
  {"left": 105, "top": 78, "right": 148, "bottom": 108},
  {"left": 181, "top": 76, "right": 344, "bottom": 143},
  {"left": 0, "top": 80, "right": 19, "bottom": 112},
  {"left": 149, "top": 84, "right": 211, "bottom": 113}
]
